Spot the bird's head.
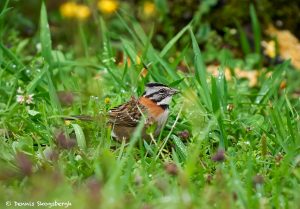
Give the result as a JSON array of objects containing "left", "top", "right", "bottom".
[{"left": 143, "top": 82, "right": 179, "bottom": 108}]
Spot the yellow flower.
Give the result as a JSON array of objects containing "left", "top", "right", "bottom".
[
  {"left": 76, "top": 5, "right": 91, "bottom": 20},
  {"left": 60, "top": 2, "right": 78, "bottom": 18},
  {"left": 60, "top": 2, "right": 91, "bottom": 20},
  {"left": 97, "top": 0, "right": 118, "bottom": 14},
  {"left": 136, "top": 55, "right": 141, "bottom": 65},
  {"left": 64, "top": 120, "right": 72, "bottom": 126},
  {"left": 143, "top": 2, "right": 156, "bottom": 16},
  {"left": 104, "top": 97, "right": 110, "bottom": 104},
  {"left": 262, "top": 40, "right": 276, "bottom": 58}
]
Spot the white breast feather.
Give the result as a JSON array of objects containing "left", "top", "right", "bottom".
[{"left": 157, "top": 109, "right": 169, "bottom": 125}]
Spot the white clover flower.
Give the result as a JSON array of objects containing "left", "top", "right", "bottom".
[
  {"left": 16, "top": 95, "right": 25, "bottom": 104},
  {"left": 26, "top": 94, "right": 34, "bottom": 104},
  {"left": 16, "top": 87, "right": 34, "bottom": 105}
]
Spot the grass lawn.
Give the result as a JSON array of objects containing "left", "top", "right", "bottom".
[{"left": 0, "top": 1, "right": 300, "bottom": 209}]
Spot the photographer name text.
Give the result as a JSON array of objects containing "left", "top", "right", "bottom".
[{"left": 5, "top": 200, "right": 72, "bottom": 208}]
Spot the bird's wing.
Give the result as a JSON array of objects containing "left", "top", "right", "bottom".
[{"left": 108, "top": 97, "right": 147, "bottom": 127}]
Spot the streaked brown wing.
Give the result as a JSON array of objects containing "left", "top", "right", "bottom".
[{"left": 108, "top": 97, "right": 146, "bottom": 127}]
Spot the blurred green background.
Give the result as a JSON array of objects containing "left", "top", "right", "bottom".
[{"left": 3, "top": 0, "right": 300, "bottom": 54}]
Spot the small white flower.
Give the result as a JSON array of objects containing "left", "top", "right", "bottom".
[
  {"left": 230, "top": 28, "right": 237, "bottom": 35},
  {"left": 75, "top": 155, "right": 82, "bottom": 161},
  {"left": 16, "top": 91, "right": 34, "bottom": 105},
  {"left": 36, "top": 42, "right": 42, "bottom": 53},
  {"left": 26, "top": 94, "right": 34, "bottom": 104},
  {"left": 244, "top": 141, "right": 250, "bottom": 145},
  {"left": 16, "top": 95, "right": 25, "bottom": 104},
  {"left": 17, "top": 87, "right": 24, "bottom": 94}
]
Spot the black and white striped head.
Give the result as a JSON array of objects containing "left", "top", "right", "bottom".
[{"left": 143, "top": 82, "right": 179, "bottom": 108}]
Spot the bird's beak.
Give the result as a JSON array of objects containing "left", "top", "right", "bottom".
[{"left": 170, "top": 88, "right": 180, "bottom": 95}]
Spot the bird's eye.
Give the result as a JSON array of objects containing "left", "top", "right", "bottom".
[{"left": 159, "top": 89, "right": 165, "bottom": 93}]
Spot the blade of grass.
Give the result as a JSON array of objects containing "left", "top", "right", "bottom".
[
  {"left": 160, "top": 24, "right": 190, "bottom": 58},
  {"left": 270, "top": 107, "right": 288, "bottom": 153},
  {"left": 219, "top": 70, "right": 228, "bottom": 109},
  {"left": 78, "top": 22, "right": 89, "bottom": 57},
  {"left": 153, "top": 53, "right": 180, "bottom": 80},
  {"left": 211, "top": 76, "right": 227, "bottom": 148},
  {"left": 250, "top": 4, "right": 261, "bottom": 55},
  {"left": 98, "top": 17, "right": 126, "bottom": 89},
  {"left": 121, "top": 38, "right": 138, "bottom": 64},
  {"left": 132, "top": 21, "right": 150, "bottom": 46},
  {"left": 285, "top": 105, "right": 296, "bottom": 144},
  {"left": 26, "top": 67, "right": 48, "bottom": 93},
  {"left": 0, "top": 44, "right": 30, "bottom": 81},
  {"left": 99, "top": 17, "right": 114, "bottom": 67},
  {"left": 146, "top": 65, "right": 169, "bottom": 84},
  {"left": 172, "top": 135, "right": 187, "bottom": 161},
  {"left": 189, "top": 27, "right": 212, "bottom": 111},
  {"left": 0, "top": 0, "right": 11, "bottom": 40},
  {"left": 45, "top": 67, "right": 61, "bottom": 113},
  {"left": 116, "top": 13, "right": 142, "bottom": 46},
  {"left": 255, "top": 61, "right": 288, "bottom": 104},
  {"left": 284, "top": 95, "right": 300, "bottom": 143},
  {"left": 40, "top": 1, "right": 53, "bottom": 65},
  {"left": 236, "top": 21, "right": 251, "bottom": 55},
  {"left": 71, "top": 124, "right": 86, "bottom": 151},
  {"left": 40, "top": 2, "right": 61, "bottom": 113}
]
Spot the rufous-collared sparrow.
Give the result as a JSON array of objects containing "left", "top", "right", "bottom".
[
  {"left": 108, "top": 82, "right": 179, "bottom": 141},
  {"left": 65, "top": 82, "right": 179, "bottom": 141}
]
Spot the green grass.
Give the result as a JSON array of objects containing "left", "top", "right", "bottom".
[{"left": 1, "top": 2, "right": 300, "bottom": 209}]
